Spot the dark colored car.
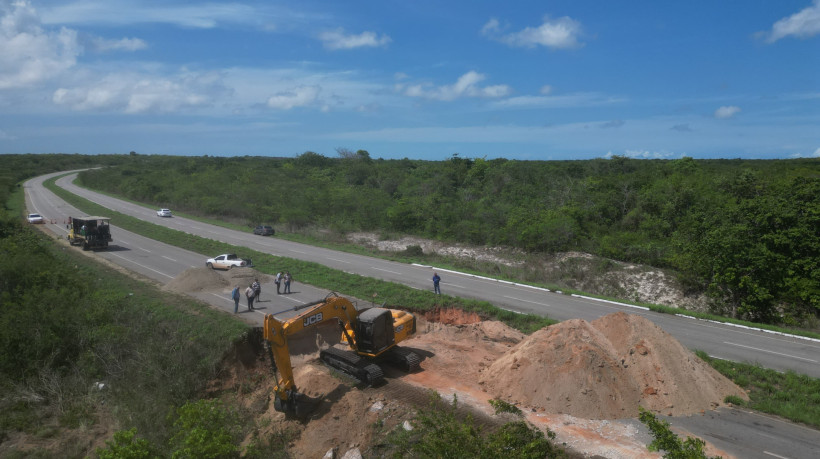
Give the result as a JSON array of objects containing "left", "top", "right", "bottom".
[{"left": 253, "top": 225, "right": 275, "bottom": 236}]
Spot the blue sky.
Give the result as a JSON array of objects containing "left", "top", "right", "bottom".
[{"left": 1, "top": 0, "right": 818, "bottom": 160}]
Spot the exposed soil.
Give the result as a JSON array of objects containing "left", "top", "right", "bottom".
[
  {"left": 189, "top": 262, "right": 744, "bottom": 458},
  {"left": 347, "top": 232, "right": 710, "bottom": 311},
  {"left": 163, "top": 266, "right": 271, "bottom": 293}
]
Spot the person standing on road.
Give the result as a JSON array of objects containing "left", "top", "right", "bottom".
[
  {"left": 252, "top": 279, "right": 261, "bottom": 302},
  {"left": 231, "top": 285, "right": 240, "bottom": 314},
  {"left": 432, "top": 272, "right": 441, "bottom": 294},
  {"left": 275, "top": 272, "right": 282, "bottom": 294},
  {"left": 284, "top": 271, "right": 292, "bottom": 294},
  {"left": 245, "top": 284, "right": 255, "bottom": 311}
]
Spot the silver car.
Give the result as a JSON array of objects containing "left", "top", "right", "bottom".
[
  {"left": 27, "top": 213, "right": 45, "bottom": 224},
  {"left": 157, "top": 208, "right": 172, "bottom": 217}
]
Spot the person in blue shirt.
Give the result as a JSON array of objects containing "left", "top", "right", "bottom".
[
  {"left": 231, "top": 285, "right": 240, "bottom": 313},
  {"left": 432, "top": 272, "right": 441, "bottom": 294}
]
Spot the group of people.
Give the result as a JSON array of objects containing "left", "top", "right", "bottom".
[
  {"left": 230, "top": 271, "right": 294, "bottom": 313},
  {"left": 274, "top": 271, "right": 292, "bottom": 295},
  {"left": 229, "top": 270, "right": 439, "bottom": 314}
]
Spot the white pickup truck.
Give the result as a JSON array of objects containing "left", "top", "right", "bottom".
[{"left": 206, "top": 253, "right": 252, "bottom": 270}]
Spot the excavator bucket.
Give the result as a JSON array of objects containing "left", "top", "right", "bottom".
[{"left": 274, "top": 391, "right": 320, "bottom": 418}]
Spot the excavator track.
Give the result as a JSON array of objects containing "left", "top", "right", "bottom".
[
  {"left": 387, "top": 346, "right": 421, "bottom": 372},
  {"left": 320, "top": 346, "right": 385, "bottom": 386}
]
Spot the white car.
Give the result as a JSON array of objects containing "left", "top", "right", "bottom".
[
  {"left": 206, "top": 254, "right": 252, "bottom": 270},
  {"left": 27, "top": 213, "right": 44, "bottom": 224},
  {"left": 157, "top": 208, "right": 172, "bottom": 217}
]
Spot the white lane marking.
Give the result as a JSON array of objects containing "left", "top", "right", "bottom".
[
  {"left": 415, "top": 264, "right": 552, "bottom": 292},
  {"left": 161, "top": 255, "right": 177, "bottom": 262},
  {"left": 372, "top": 267, "right": 402, "bottom": 275},
  {"left": 137, "top": 247, "right": 151, "bottom": 253},
  {"left": 763, "top": 451, "right": 791, "bottom": 459},
  {"left": 109, "top": 253, "right": 174, "bottom": 279},
  {"left": 723, "top": 342, "right": 818, "bottom": 363},
  {"left": 445, "top": 283, "right": 464, "bottom": 288},
  {"left": 328, "top": 257, "right": 350, "bottom": 263},
  {"left": 679, "top": 315, "right": 820, "bottom": 344},
  {"left": 209, "top": 293, "right": 233, "bottom": 304},
  {"left": 504, "top": 296, "right": 549, "bottom": 306},
  {"left": 571, "top": 294, "right": 650, "bottom": 311},
  {"left": 290, "top": 249, "right": 307, "bottom": 254}
]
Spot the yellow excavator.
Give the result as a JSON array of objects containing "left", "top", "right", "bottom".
[{"left": 262, "top": 292, "right": 419, "bottom": 416}]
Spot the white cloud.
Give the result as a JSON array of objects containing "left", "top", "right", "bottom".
[
  {"left": 714, "top": 105, "right": 741, "bottom": 119},
  {"left": 814, "top": 147, "right": 820, "bottom": 157},
  {"left": 539, "top": 85, "right": 552, "bottom": 95},
  {"left": 763, "top": 0, "right": 820, "bottom": 43},
  {"left": 608, "top": 150, "right": 680, "bottom": 159},
  {"left": 266, "top": 85, "right": 321, "bottom": 110},
  {"left": 52, "top": 71, "right": 224, "bottom": 113},
  {"left": 493, "top": 92, "right": 626, "bottom": 109},
  {"left": 39, "top": 0, "right": 261, "bottom": 29},
  {"left": 399, "top": 71, "right": 511, "bottom": 101},
  {"left": 483, "top": 15, "right": 584, "bottom": 49},
  {"left": 0, "top": 0, "right": 82, "bottom": 89},
  {"left": 481, "top": 18, "right": 500, "bottom": 35},
  {"left": 319, "top": 28, "right": 391, "bottom": 50},
  {"left": 88, "top": 36, "right": 146, "bottom": 52}
]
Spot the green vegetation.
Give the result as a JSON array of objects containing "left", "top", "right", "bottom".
[
  {"left": 0, "top": 157, "right": 268, "bottom": 456},
  {"left": 489, "top": 398, "right": 524, "bottom": 416},
  {"left": 386, "top": 393, "right": 565, "bottom": 458},
  {"left": 0, "top": 215, "right": 253, "bottom": 455},
  {"left": 74, "top": 154, "right": 820, "bottom": 327},
  {"left": 638, "top": 407, "right": 719, "bottom": 459},
  {"left": 696, "top": 350, "right": 820, "bottom": 428}
]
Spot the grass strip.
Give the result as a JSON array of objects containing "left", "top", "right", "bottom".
[{"left": 696, "top": 351, "right": 820, "bottom": 428}]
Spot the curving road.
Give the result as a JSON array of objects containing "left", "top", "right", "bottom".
[{"left": 23, "top": 171, "right": 820, "bottom": 459}]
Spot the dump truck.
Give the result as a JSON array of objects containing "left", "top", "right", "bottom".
[{"left": 67, "top": 216, "right": 112, "bottom": 250}]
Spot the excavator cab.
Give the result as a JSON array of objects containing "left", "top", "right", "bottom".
[{"left": 355, "top": 308, "right": 395, "bottom": 355}]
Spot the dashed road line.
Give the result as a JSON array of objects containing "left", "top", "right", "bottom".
[
  {"left": 109, "top": 253, "right": 173, "bottom": 279},
  {"left": 723, "top": 342, "right": 817, "bottom": 363},
  {"left": 373, "top": 267, "right": 402, "bottom": 275},
  {"left": 504, "top": 296, "right": 548, "bottom": 306}
]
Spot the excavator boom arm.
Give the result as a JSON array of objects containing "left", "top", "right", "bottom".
[{"left": 262, "top": 294, "right": 359, "bottom": 405}]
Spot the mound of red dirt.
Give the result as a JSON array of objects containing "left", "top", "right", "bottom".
[{"left": 479, "top": 312, "right": 748, "bottom": 419}]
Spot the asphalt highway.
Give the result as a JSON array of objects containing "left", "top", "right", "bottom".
[{"left": 22, "top": 171, "right": 820, "bottom": 459}]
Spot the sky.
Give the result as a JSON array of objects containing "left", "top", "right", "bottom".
[{"left": 0, "top": 0, "right": 818, "bottom": 160}]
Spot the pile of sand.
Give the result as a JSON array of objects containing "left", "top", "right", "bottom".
[
  {"left": 163, "top": 267, "right": 269, "bottom": 293},
  {"left": 479, "top": 311, "right": 748, "bottom": 419}
]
